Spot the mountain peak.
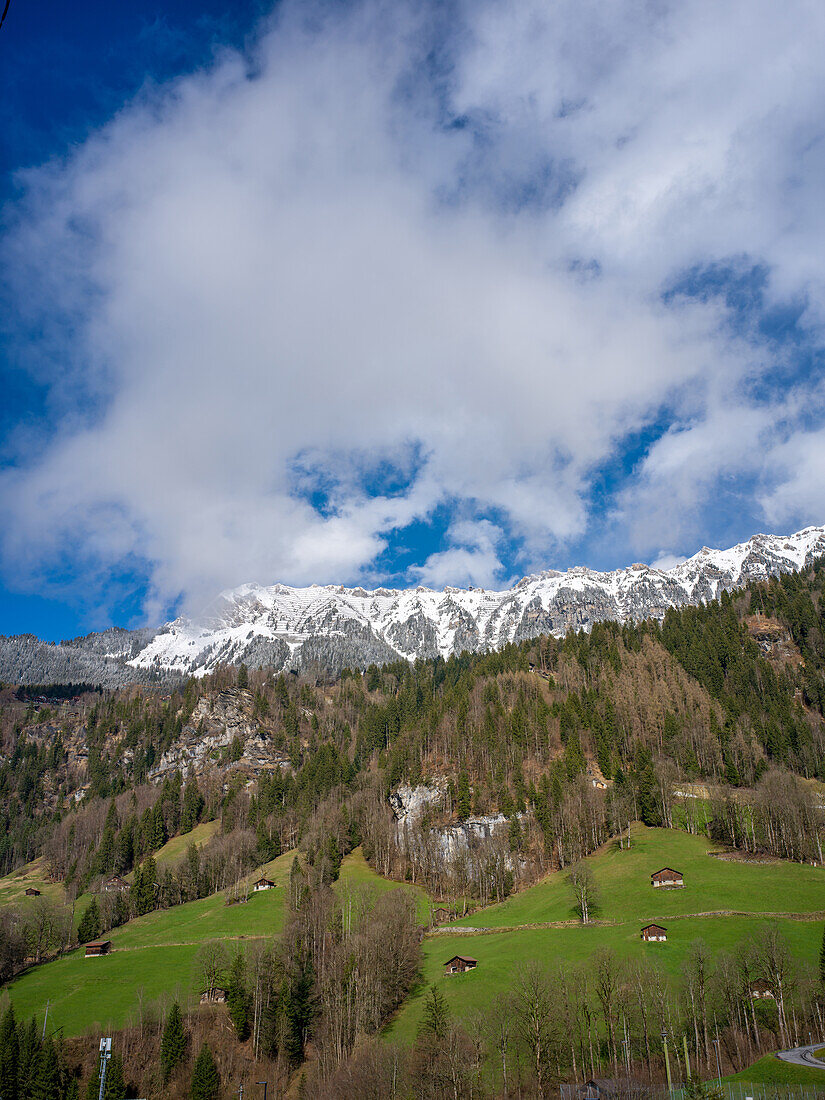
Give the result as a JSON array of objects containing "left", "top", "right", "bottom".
[{"left": 2, "top": 525, "right": 823, "bottom": 686}]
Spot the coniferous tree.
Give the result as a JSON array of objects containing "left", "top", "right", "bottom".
[
  {"left": 227, "top": 952, "right": 251, "bottom": 1041},
  {"left": 457, "top": 772, "right": 471, "bottom": 820},
  {"left": 18, "top": 1016, "right": 40, "bottom": 1098},
  {"left": 190, "top": 1043, "right": 221, "bottom": 1100},
  {"left": 85, "top": 1053, "right": 125, "bottom": 1100},
  {"left": 419, "top": 984, "right": 450, "bottom": 1039},
  {"left": 0, "top": 1003, "right": 19, "bottom": 1100},
  {"left": 30, "top": 1037, "right": 61, "bottom": 1100},
  {"left": 77, "top": 896, "right": 102, "bottom": 944},
  {"left": 819, "top": 922, "right": 825, "bottom": 988},
  {"left": 160, "top": 1001, "right": 188, "bottom": 1082},
  {"left": 133, "top": 856, "right": 158, "bottom": 915}
]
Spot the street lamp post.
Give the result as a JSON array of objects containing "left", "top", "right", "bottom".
[{"left": 256, "top": 1083, "right": 268, "bottom": 1100}]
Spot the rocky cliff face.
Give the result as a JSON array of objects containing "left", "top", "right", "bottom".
[
  {"left": 389, "top": 780, "right": 512, "bottom": 860},
  {"left": 2, "top": 525, "right": 824, "bottom": 685},
  {"left": 148, "top": 689, "right": 292, "bottom": 782}
]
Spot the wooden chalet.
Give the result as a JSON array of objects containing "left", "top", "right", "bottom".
[
  {"left": 750, "top": 980, "right": 775, "bottom": 999},
  {"left": 25, "top": 888, "right": 41, "bottom": 897},
  {"left": 200, "top": 988, "right": 228, "bottom": 1005},
  {"left": 103, "top": 875, "right": 130, "bottom": 893},
  {"left": 432, "top": 907, "right": 451, "bottom": 924},
  {"left": 640, "top": 924, "right": 667, "bottom": 942},
  {"left": 650, "top": 867, "right": 684, "bottom": 888},
  {"left": 252, "top": 877, "right": 276, "bottom": 892},
  {"left": 85, "top": 941, "right": 112, "bottom": 958},
  {"left": 444, "top": 955, "right": 478, "bottom": 976}
]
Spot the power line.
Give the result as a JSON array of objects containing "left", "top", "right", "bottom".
[{"left": 0, "top": 0, "right": 11, "bottom": 32}]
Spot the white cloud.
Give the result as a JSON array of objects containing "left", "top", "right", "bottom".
[
  {"left": 410, "top": 519, "right": 511, "bottom": 590},
  {"left": 2, "top": 0, "right": 825, "bottom": 619},
  {"left": 651, "top": 552, "right": 688, "bottom": 573}
]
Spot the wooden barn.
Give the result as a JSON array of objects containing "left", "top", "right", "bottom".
[
  {"left": 85, "top": 941, "right": 112, "bottom": 958},
  {"left": 750, "top": 980, "right": 775, "bottom": 999},
  {"left": 640, "top": 924, "right": 667, "bottom": 942},
  {"left": 444, "top": 955, "right": 478, "bottom": 976},
  {"left": 252, "top": 877, "right": 276, "bottom": 892},
  {"left": 200, "top": 988, "right": 228, "bottom": 1005},
  {"left": 25, "top": 888, "right": 41, "bottom": 897},
  {"left": 432, "top": 907, "right": 451, "bottom": 924},
  {"left": 650, "top": 867, "right": 684, "bottom": 888}
]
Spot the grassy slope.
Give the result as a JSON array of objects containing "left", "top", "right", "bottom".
[
  {"left": 4, "top": 849, "right": 295, "bottom": 1037},
  {"left": 5, "top": 826, "right": 824, "bottom": 1054},
  {"left": 334, "top": 847, "right": 432, "bottom": 925},
  {"left": 723, "top": 1055, "right": 825, "bottom": 1085},
  {"left": 1, "top": 846, "right": 428, "bottom": 1038},
  {"left": 0, "top": 818, "right": 220, "bottom": 921},
  {"left": 152, "top": 819, "right": 220, "bottom": 867},
  {"left": 387, "top": 826, "right": 825, "bottom": 1049},
  {"left": 0, "top": 857, "right": 65, "bottom": 908},
  {"left": 452, "top": 826, "right": 825, "bottom": 928}
]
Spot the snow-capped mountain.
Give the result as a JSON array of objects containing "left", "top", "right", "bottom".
[
  {"left": 3, "top": 526, "right": 823, "bottom": 686},
  {"left": 128, "top": 525, "right": 825, "bottom": 679}
]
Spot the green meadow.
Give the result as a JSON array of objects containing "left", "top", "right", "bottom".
[
  {"left": 2, "top": 824, "right": 824, "bottom": 1058},
  {"left": 386, "top": 915, "right": 824, "bottom": 1045},
  {"left": 451, "top": 825, "right": 825, "bottom": 928},
  {"left": 386, "top": 826, "right": 825, "bottom": 1046},
  {"left": 3, "top": 849, "right": 295, "bottom": 1037},
  {"left": 0, "top": 846, "right": 430, "bottom": 1038},
  {"left": 723, "top": 1055, "right": 825, "bottom": 1086},
  {"left": 333, "top": 846, "right": 432, "bottom": 924}
]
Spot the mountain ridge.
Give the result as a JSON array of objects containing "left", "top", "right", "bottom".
[{"left": 2, "top": 525, "right": 824, "bottom": 686}]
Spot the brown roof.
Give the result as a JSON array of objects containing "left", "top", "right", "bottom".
[
  {"left": 641, "top": 924, "right": 667, "bottom": 933},
  {"left": 651, "top": 868, "right": 682, "bottom": 877},
  {"left": 444, "top": 955, "right": 477, "bottom": 965}
]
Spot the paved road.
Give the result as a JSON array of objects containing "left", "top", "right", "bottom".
[{"left": 776, "top": 1044, "right": 825, "bottom": 1069}]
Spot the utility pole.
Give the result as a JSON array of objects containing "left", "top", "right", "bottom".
[
  {"left": 662, "top": 1034, "right": 673, "bottom": 1097},
  {"left": 256, "top": 1083, "right": 268, "bottom": 1100},
  {"left": 682, "top": 1035, "right": 691, "bottom": 1080},
  {"left": 41, "top": 1000, "right": 50, "bottom": 1040},
  {"left": 98, "top": 1037, "right": 112, "bottom": 1100},
  {"left": 712, "top": 1038, "right": 722, "bottom": 1086}
]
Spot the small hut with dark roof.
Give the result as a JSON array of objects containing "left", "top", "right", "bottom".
[{"left": 444, "top": 955, "right": 478, "bottom": 975}]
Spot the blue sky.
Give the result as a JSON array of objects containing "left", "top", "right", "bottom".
[{"left": 2, "top": 0, "right": 825, "bottom": 640}]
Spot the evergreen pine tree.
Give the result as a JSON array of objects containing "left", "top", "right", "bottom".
[
  {"left": 160, "top": 1001, "right": 188, "bottom": 1082},
  {"left": 77, "top": 896, "right": 102, "bottom": 944},
  {"left": 819, "top": 922, "right": 825, "bottom": 988},
  {"left": 456, "top": 772, "right": 471, "bottom": 820},
  {"left": 29, "top": 1037, "right": 61, "bottom": 1100},
  {"left": 419, "top": 984, "right": 450, "bottom": 1039},
  {"left": 237, "top": 663, "right": 249, "bottom": 689},
  {"left": 190, "top": 1043, "right": 221, "bottom": 1100},
  {"left": 86, "top": 1062, "right": 123, "bottom": 1100},
  {"left": 226, "top": 953, "right": 251, "bottom": 1041},
  {"left": 0, "top": 1003, "right": 20, "bottom": 1100},
  {"left": 133, "top": 856, "right": 158, "bottom": 915},
  {"left": 18, "top": 1016, "right": 40, "bottom": 1097}
]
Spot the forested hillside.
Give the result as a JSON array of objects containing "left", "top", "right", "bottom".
[{"left": 1, "top": 562, "right": 824, "bottom": 1096}]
